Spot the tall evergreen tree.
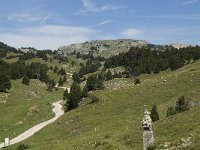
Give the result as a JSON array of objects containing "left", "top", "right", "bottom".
[
  {"left": 150, "top": 105, "right": 159, "bottom": 122},
  {"left": 63, "top": 88, "right": 69, "bottom": 100},
  {"left": 58, "top": 67, "right": 66, "bottom": 75},
  {"left": 58, "top": 77, "right": 63, "bottom": 86},
  {"left": 63, "top": 75, "right": 67, "bottom": 83},
  {"left": 0, "top": 73, "right": 11, "bottom": 92},
  {"left": 86, "top": 74, "right": 104, "bottom": 91},
  {"left": 53, "top": 66, "right": 58, "bottom": 73},
  {"left": 72, "top": 72, "right": 81, "bottom": 83},
  {"left": 47, "top": 79, "right": 55, "bottom": 92},
  {"left": 65, "top": 82, "right": 82, "bottom": 111},
  {"left": 105, "top": 70, "right": 113, "bottom": 81},
  {"left": 82, "top": 85, "right": 88, "bottom": 98}
]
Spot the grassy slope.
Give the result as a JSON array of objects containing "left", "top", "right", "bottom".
[
  {"left": 0, "top": 55, "right": 83, "bottom": 145},
  {"left": 6, "top": 60, "right": 200, "bottom": 150},
  {"left": 0, "top": 79, "right": 63, "bottom": 143},
  {"left": 6, "top": 61, "right": 200, "bottom": 150}
]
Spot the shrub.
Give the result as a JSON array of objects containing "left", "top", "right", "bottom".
[
  {"left": 150, "top": 105, "right": 159, "bottom": 122},
  {"left": 166, "top": 96, "right": 189, "bottom": 117},
  {"left": 17, "top": 144, "right": 29, "bottom": 150},
  {"left": 89, "top": 95, "right": 99, "bottom": 104},
  {"left": 134, "top": 78, "right": 141, "bottom": 85},
  {"left": 22, "top": 76, "right": 30, "bottom": 86}
]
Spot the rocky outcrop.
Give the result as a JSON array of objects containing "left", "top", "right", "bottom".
[
  {"left": 142, "top": 109, "right": 154, "bottom": 150},
  {"left": 58, "top": 39, "right": 149, "bottom": 57}
]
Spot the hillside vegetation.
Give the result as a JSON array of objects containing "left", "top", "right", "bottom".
[
  {"left": 1, "top": 41, "right": 200, "bottom": 150},
  {"left": 7, "top": 59, "right": 200, "bottom": 150}
]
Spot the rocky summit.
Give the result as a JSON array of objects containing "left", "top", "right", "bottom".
[{"left": 58, "top": 39, "right": 149, "bottom": 58}]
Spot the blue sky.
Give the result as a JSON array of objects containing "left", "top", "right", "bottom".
[{"left": 0, "top": 0, "right": 200, "bottom": 49}]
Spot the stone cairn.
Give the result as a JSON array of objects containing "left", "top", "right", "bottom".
[{"left": 142, "top": 109, "right": 154, "bottom": 150}]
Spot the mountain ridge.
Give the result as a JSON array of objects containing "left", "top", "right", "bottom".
[
  {"left": 58, "top": 39, "right": 149, "bottom": 57},
  {"left": 57, "top": 39, "right": 195, "bottom": 58}
]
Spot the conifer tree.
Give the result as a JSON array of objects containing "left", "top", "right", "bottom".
[
  {"left": 63, "top": 88, "right": 69, "bottom": 100},
  {"left": 82, "top": 85, "right": 88, "bottom": 98},
  {"left": 150, "top": 105, "right": 159, "bottom": 122},
  {"left": 72, "top": 72, "right": 81, "bottom": 83},
  {"left": 134, "top": 78, "right": 141, "bottom": 85},
  {"left": 63, "top": 75, "right": 67, "bottom": 83},
  {"left": 53, "top": 66, "right": 58, "bottom": 73},
  {"left": 105, "top": 70, "right": 113, "bottom": 81},
  {"left": 58, "top": 77, "right": 63, "bottom": 86},
  {"left": 47, "top": 79, "right": 55, "bottom": 92},
  {"left": 166, "top": 106, "right": 177, "bottom": 117},
  {"left": 22, "top": 76, "right": 30, "bottom": 86},
  {"left": 58, "top": 67, "right": 66, "bottom": 75},
  {"left": 175, "top": 96, "right": 189, "bottom": 113},
  {"left": 86, "top": 74, "right": 104, "bottom": 91},
  {"left": 0, "top": 73, "right": 11, "bottom": 92},
  {"left": 65, "top": 82, "right": 82, "bottom": 111}
]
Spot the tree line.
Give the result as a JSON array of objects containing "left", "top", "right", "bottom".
[
  {"left": 0, "top": 59, "right": 51, "bottom": 92},
  {"left": 0, "top": 42, "right": 22, "bottom": 58},
  {"left": 104, "top": 46, "right": 200, "bottom": 77}
]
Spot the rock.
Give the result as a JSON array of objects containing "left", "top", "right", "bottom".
[
  {"left": 27, "top": 105, "right": 39, "bottom": 115},
  {"left": 143, "top": 131, "right": 154, "bottom": 150},
  {"left": 142, "top": 109, "right": 154, "bottom": 150}
]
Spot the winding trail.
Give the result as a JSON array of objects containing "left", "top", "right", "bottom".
[{"left": 0, "top": 100, "right": 64, "bottom": 148}]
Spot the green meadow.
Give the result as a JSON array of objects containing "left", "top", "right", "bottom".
[{"left": 5, "top": 60, "right": 200, "bottom": 149}]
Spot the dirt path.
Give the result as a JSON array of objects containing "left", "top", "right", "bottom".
[{"left": 0, "top": 100, "right": 64, "bottom": 148}]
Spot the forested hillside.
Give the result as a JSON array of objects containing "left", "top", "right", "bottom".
[{"left": 1, "top": 41, "right": 200, "bottom": 150}]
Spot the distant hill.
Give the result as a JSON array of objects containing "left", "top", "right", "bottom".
[{"left": 58, "top": 39, "right": 149, "bottom": 58}]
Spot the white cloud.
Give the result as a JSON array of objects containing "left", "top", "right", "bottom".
[
  {"left": 0, "top": 25, "right": 97, "bottom": 50},
  {"left": 76, "top": 0, "right": 122, "bottom": 14},
  {"left": 120, "top": 28, "right": 143, "bottom": 38},
  {"left": 102, "top": 4, "right": 121, "bottom": 11},
  {"left": 121, "top": 26, "right": 200, "bottom": 44},
  {"left": 181, "top": 0, "right": 199, "bottom": 5},
  {"left": 82, "top": 0, "right": 99, "bottom": 12},
  {"left": 89, "top": 20, "right": 113, "bottom": 27},
  {"left": 134, "top": 15, "right": 200, "bottom": 20},
  {"left": 8, "top": 13, "right": 51, "bottom": 23}
]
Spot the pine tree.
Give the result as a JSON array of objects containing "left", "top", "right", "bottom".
[
  {"left": 86, "top": 74, "right": 104, "bottom": 91},
  {"left": 47, "top": 79, "right": 55, "bottom": 92},
  {"left": 0, "top": 73, "right": 11, "bottom": 92},
  {"left": 53, "top": 66, "right": 58, "bottom": 73},
  {"left": 58, "top": 67, "right": 66, "bottom": 75},
  {"left": 82, "top": 85, "right": 88, "bottom": 97},
  {"left": 22, "top": 76, "right": 30, "bottom": 86},
  {"left": 175, "top": 96, "right": 189, "bottom": 113},
  {"left": 51, "top": 79, "right": 56, "bottom": 87},
  {"left": 65, "top": 82, "right": 82, "bottom": 111},
  {"left": 166, "top": 106, "right": 177, "bottom": 117},
  {"left": 134, "top": 78, "right": 141, "bottom": 85},
  {"left": 58, "top": 77, "right": 63, "bottom": 86},
  {"left": 72, "top": 72, "right": 81, "bottom": 83},
  {"left": 63, "top": 88, "right": 69, "bottom": 100},
  {"left": 78, "top": 66, "right": 86, "bottom": 78},
  {"left": 105, "top": 70, "right": 113, "bottom": 81},
  {"left": 63, "top": 75, "right": 67, "bottom": 83},
  {"left": 150, "top": 105, "right": 159, "bottom": 122}
]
